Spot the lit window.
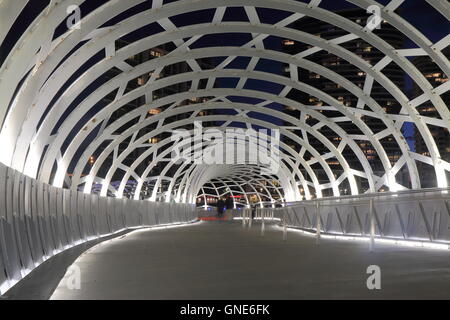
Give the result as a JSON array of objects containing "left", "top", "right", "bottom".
[
  {"left": 283, "top": 40, "right": 295, "bottom": 46},
  {"left": 150, "top": 50, "right": 162, "bottom": 57},
  {"left": 137, "top": 77, "right": 146, "bottom": 85},
  {"left": 148, "top": 108, "right": 161, "bottom": 115},
  {"left": 325, "top": 61, "right": 340, "bottom": 66}
]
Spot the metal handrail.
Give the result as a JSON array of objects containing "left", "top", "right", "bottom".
[
  {"left": 283, "top": 187, "right": 450, "bottom": 207},
  {"left": 263, "top": 188, "right": 450, "bottom": 251},
  {"left": 234, "top": 189, "right": 450, "bottom": 251}
]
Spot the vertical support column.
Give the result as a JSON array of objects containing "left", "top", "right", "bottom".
[
  {"left": 242, "top": 208, "right": 246, "bottom": 228},
  {"left": 369, "top": 198, "right": 375, "bottom": 252},
  {"left": 283, "top": 209, "right": 287, "bottom": 241},
  {"left": 249, "top": 209, "right": 252, "bottom": 228},
  {"left": 316, "top": 202, "right": 321, "bottom": 245}
]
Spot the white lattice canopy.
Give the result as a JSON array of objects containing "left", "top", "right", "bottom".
[{"left": 0, "top": 0, "right": 449, "bottom": 204}]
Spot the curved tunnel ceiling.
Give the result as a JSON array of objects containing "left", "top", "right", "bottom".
[{"left": 0, "top": 0, "right": 449, "bottom": 204}]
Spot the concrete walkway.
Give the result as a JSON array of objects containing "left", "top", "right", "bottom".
[{"left": 51, "top": 220, "right": 450, "bottom": 300}]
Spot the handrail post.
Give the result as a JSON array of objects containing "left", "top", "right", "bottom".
[
  {"left": 261, "top": 209, "right": 265, "bottom": 237},
  {"left": 316, "top": 201, "right": 321, "bottom": 245},
  {"left": 369, "top": 198, "right": 375, "bottom": 252},
  {"left": 247, "top": 209, "right": 250, "bottom": 227}
]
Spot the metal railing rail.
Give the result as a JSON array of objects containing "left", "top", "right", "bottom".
[
  {"left": 273, "top": 188, "right": 450, "bottom": 250},
  {"left": 231, "top": 189, "right": 450, "bottom": 251},
  {"left": 284, "top": 187, "right": 450, "bottom": 206},
  {"left": 0, "top": 162, "right": 198, "bottom": 296}
]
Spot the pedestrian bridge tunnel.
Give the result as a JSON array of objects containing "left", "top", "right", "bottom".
[{"left": 0, "top": 0, "right": 449, "bottom": 297}]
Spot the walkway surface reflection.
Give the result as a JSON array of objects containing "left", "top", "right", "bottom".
[{"left": 51, "top": 220, "right": 450, "bottom": 300}]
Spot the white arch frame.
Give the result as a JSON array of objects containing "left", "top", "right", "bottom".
[{"left": 0, "top": 0, "right": 448, "bottom": 204}]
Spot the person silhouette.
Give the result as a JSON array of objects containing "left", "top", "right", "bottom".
[{"left": 217, "top": 198, "right": 225, "bottom": 217}]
